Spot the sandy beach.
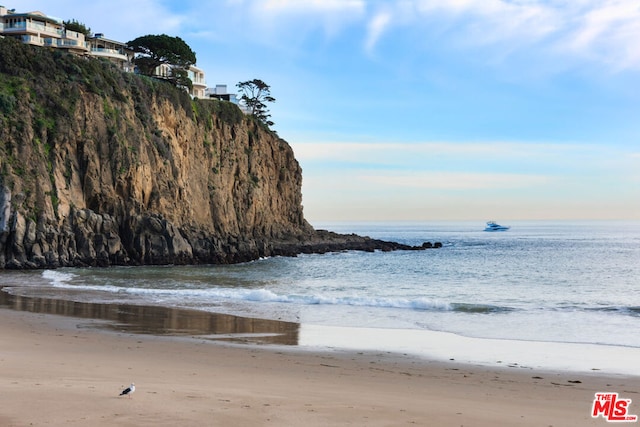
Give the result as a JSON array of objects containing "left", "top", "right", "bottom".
[{"left": 0, "top": 307, "right": 638, "bottom": 426}]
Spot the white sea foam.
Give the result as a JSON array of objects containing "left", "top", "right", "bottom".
[
  {"left": 39, "top": 279, "right": 455, "bottom": 312},
  {"left": 42, "top": 270, "right": 76, "bottom": 286},
  {"left": 42, "top": 270, "right": 124, "bottom": 293}
]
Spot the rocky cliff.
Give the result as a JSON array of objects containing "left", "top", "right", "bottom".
[{"left": 0, "top": 38, "right": 430, "bottom": 269}]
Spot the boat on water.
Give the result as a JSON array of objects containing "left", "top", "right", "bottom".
[{"left": 484, "top": 221, "right": 510, "bottom": 232}]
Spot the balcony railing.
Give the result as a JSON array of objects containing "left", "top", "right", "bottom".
[
  {"left": 90, "top": 47, "right": 129, "bottom": 61},
  {"left": 20, "top": 34, "right": 44, "bottom": 45},
  {"left": 3, "top": 21, "right": 63, "bottom": 37},
  {"left": 40, "top": 37, "right": 89, "bottom": 51}
]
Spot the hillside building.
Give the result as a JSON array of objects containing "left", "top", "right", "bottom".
[
  {"left": 87, "top": 33, "right": 135, "bottom": 73},
  {"left": 0, "top": 6, "right": 88, "bottom": 55},
  {"left": 0, "top": 5, "right": 206, "bottom": 98},
  {"left": 206, "top": 84, "right": 251, "bottom": 113}
]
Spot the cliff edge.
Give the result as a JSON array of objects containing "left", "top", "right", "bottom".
[{"left": 0, "top": 38, "right": 430, "bottom": 269}]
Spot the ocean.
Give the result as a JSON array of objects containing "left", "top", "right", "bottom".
[{"left": 2, "top": 220, "right": 639, "bottom": 374}]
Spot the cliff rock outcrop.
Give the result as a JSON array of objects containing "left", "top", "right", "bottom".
[{"left": 0, "top": 38, "right": 429, "bottom": 269}]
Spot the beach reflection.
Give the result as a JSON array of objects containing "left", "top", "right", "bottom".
[{"left": 0, "top": 288, "right": 299, "bottom": 345}]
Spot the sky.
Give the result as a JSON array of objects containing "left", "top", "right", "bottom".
[{"left": 15, "top": 0, "right": 640, "bottom": 222}]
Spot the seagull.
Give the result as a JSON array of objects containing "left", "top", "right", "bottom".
[{"left": 119, "top": 383, "right": 135, "bottom": 398}]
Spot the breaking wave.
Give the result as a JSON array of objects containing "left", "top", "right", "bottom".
[{"left": 40, "top": 270, "right": 520, "bottom": 314}]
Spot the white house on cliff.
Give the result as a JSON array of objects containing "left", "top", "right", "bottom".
[{"left": 0, "top": 5, "right": 206, "bottom": 98}]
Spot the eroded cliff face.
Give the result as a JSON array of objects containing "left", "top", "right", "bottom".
[{"left": 0, "top": 38, "right": 314, "bottom": 268}]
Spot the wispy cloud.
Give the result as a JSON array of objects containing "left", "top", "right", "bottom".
[
  {"left": 358, "top": 0, "right": 640, "bottom": 71},
  {"left": 291, "top": 141, "right": 616, "bottom": 166},
  {"left": 365, "top": 10, "right": 392, "bottom": 54},
  {"left": 410, "top": 0, "right": 640, "bottom": 70},
  {"left": 260, "top": 0, "right": 365, "bottom": 13},
  {"left": 558, "top": 1, "right": 640, "bottom": 70},
  {"left": 297, "top": 141, "right": 639, "bottom": 220},
  {"left": 359, "top": 171, "right": 552, "bottom": 190},
  {"left": 415, "top": 0, "right": 558, "bottom": 43},
  {"left": 246, "top": 0, "right": 366, "bottom": 40},
  {"left": 228, "top": 1, "right": 640, "bottom": 71}
]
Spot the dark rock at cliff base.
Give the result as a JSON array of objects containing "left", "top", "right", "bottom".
[
  {"left": 0, "top": 206, "right": 436, "bottom": 269},
  {"left": 271, "top": 229, "right": 434, "bottom": 258},
  {"left": 0, "top": 38, "right": 437, "bottom": 269}
]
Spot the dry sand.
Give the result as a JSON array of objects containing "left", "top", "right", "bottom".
[{"left": 1, "top": 307, "right": 638, "bottom": 427}]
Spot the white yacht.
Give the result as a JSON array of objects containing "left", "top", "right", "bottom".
[{"left": 484, "top": 221, "right": 510, "bottom": 232}]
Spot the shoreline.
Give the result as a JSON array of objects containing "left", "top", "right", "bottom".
[
  {"left": 3, "top": 286, "right": 640, "bottom": 376},
  {"left": 1, "top": 296, "right": 639, "bottom": 426}
]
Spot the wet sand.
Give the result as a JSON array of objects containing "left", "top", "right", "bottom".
[{"left": 1, "top": 299, "right": 638, "bottom": 426}]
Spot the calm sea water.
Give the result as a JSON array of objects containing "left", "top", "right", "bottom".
[{"left": 2, "top": 220, "right": 639, "bottom": 362}]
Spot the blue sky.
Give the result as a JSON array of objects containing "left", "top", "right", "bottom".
[{"left": 18, "top": 0, "right": 640, "bottom": 221}]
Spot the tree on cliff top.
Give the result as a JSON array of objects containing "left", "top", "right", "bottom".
[
  {"left": 237, "top": 79, "right": 276, "bottom": 127},
  {"left": 63, "top": 19, "right": 91, "bottom": 37},
  {"left": 127, "top": 34, "right": 196, "bottom": 89}
]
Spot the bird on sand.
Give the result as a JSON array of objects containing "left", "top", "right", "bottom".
[{"left": 119, "top": 383, "right": 135, "bottom": 398}]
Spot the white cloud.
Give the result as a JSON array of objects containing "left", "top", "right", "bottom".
[
  {"left": 251, "top": 0, "right": 365, "bottom": 27},
  {"left": 417, "top": 0, "right": 557, "bottom": 40},
  {"left": 365, "top": 10, "right": 392, "bottom": 54},
  {"left": 291, "top": 141, "right": 604, "bottom": 165},
  {"left": 415, "top": 0, "right": 640, "bottom": 70},
  {"left": 343, "top": 0, "right": 640, "bottom": 71},
  {"left": 559, "top": 1, "right": 640, "bottom": 70},
  {"left": 241, "top": 0, "right": 640, "bottom": 70},
  {"left": 227, "top": 0, "right": 367, "bottom": 46},
  {"left": 359, "top": 171, "right": 552, "bottom": 190},
  {"left": 260, "top": 0, "right": 365, "bottom": 13}
]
